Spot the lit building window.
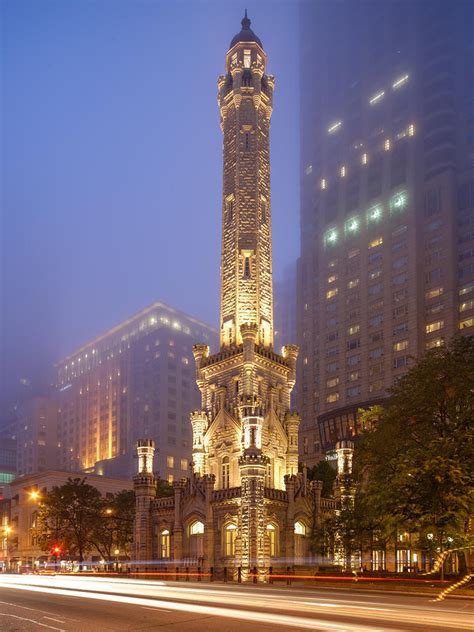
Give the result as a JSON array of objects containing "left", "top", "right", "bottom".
[
  {"left": 327, "top": 120, "right": 342, "bottom": 134},
  {"left": 369, "top": 236, "right": 383, "bottom": 249},
  {"left": 426, "top": 338, "right": 444, "bottom": 349},
  {"left": 181, "top": 458, "right": 188, "bottom": 471},
  {"left": 425, "top": 286, "right": 443, "bottom": 300},
  {"left": 326, "top": 288, "right": 338, "bottom": 299},
  {"left": 459, "top": 282, "right": 474, "bottom": 296},
  {"left": 167, "top": 456, "right": 174, "bottom": 468},
  {"left": 294, "top": 521, "right": 306, "bottom": 535},
  {"left": 384, "top": 139, "right": 391, "bottom": 151},
  {"left": 305, "top": 164, "right": 313, "bottom": 175},
  {"left": 347, "top": 324, "right": 360, "bottom": 336},
  {"left": 393, "top": 339, "right": 409, "bottom": 352},
  {"left": 390, "top": 191, "right": 408, "bottom": 213},
  {"left": 324, "top": 228, "right": 338, "bottom": 247},
  {"left": 369, "top": 90, "right": 385, "bottom": 105},
  {"left": 327, "top": 274, "right": 338, "bottom": 284},
  {"left": 326, "top": 392, "right": 340, "bottom": 403},
  {"left": 243, "top": 49, "right": 251, "bottom": 68},
  {"left": 160, "top": 530, "right": 170, "bottom": 558},
  {"left": 347, "top": 278, "right": 359, "bottom": 289},
  {"left": 328, "top": 258, "right": 338, "bottom": 268},
  {"left": 321, "top": 178, "right": 327, "bottom": 190},
  {"left": 345, "top": 216, "right": 359, "bottom": 235},
  {"left": 224, "top": 523, "right": 237, "bottom": 556},
  {"left": 426, "top": 320, "right": 444, "bottom": 334},
  {"left": 340, "top": 165, "right": 346, "bottom": 177},
  {"left": 189, "top": 520, "right": 204, "bottom": 535},
  {"left": 367, "top": 205, "right": 383, "bottom": 224},
  {"left": 460, "top": 318, "right": 474, "bottom": 329},
  {"left": 326, "top": 376, "right": 339, "bottom": 388},
  {"left": 361, "top": 152, "right": 368, "bottom": 165},
  {"left": 392, "top": 73, "right": 409, "bottom": 89},
  {"left": 167, "top": 474, "right": 174, "bottom": 484},
  {"left": 348, "top": 371, "right": 359, "bottom": 381},
  {"left": 267, "top": 524, "right": 277, "bottom": 557},
  {"left": 221, "top": 456, "right": 230, "bottom": 489},
  {"left": 460, "top": 299, "right": 474, "bottom": 312},
  {"left": 408, "top": 123, "right": 415, "bottom": 137}
]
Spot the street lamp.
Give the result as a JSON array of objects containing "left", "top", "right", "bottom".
[
  {"left": 114, "top": 549, "right": 120, "bottom": 573},
  {"left": 3, "top": 526, "right": 12, "bottom": 572}
]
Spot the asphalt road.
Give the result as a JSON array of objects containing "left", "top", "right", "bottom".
[{"left": 0, "top": 575, "right": 471, "bottom": 631}]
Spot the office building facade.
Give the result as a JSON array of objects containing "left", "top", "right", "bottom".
[
  {"left": 56, "top": 302, "right": 218, "bottom": 480},
  {"left": 297, "top": 0, "right": 474, "bottom": 461}
]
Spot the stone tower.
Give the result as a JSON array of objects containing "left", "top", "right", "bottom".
[
  {"left": 133, "top": 439, "right": 156, "bottom": 562},
  {"left": 191, "top": 12, "right": 300, "bottom": 574}
]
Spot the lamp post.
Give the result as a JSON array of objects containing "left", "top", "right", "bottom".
[
  {"left": 114, "top": 548, "right": 120, "bottom": 573},
  {"left": 3, "top": 526, "right": 12, "bottom": 572}
]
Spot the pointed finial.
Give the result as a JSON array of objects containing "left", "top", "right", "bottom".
[{"left": 242, "top": 8, "right": 251, "bottom": 29}]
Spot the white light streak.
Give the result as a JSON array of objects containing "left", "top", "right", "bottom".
[
  {"left": 369, "top": 90, "right": 385, "bottom": 105},
  {"left": 327, "top": 120, "right": 342, "bottom": 134},
  {"left": 392, "top": 74, "right": 409, "bottom": 89}
]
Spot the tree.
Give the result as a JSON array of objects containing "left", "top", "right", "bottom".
[
  {"left": 355, "top": 335, "right": 474, "bottom": 550},
  {"left": 91, "top": 490, "right": 135, "bottom": 561},
  {"left": 307, "top": 460, "right": 337, "bottom": 497},
  {"left": 35, "top": 478, "right": 104, "bottom": 563}
]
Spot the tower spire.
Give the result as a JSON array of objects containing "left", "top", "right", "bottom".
[{"left": 242, "top": 9, "right": 250, "bottom": 29}]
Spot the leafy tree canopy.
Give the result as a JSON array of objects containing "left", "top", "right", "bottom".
[{"left": 355, "top": 335, "right": 474, "bottom": 547}]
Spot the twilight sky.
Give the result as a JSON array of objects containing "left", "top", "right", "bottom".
[{"left": 1, "top": 0, "right": 300, "bottom": 403}]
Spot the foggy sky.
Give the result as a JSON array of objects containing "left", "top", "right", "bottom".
[{"left": 1, "top": 0, "right": 300, "bottom": 405}]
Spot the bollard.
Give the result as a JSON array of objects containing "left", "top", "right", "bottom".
[
  {"left": 253, "top": 566, "right": 258, "bottom": 584},
  {"left": 238, "top": 566, "right": 242, "bottom": 583},
  {"left": 198, "top": 566, "right": 201, "bottom": 582},
  {"left": 176, "top": 566, "right": 179, "bottom": 581},
  {"left": 210, "top": 566, "right": 214, "bottom": 582},
  {"left": 224, "top": 566, "right": 228, "bottom": 583},
  {"left": 186, "top": 567, "right": 189, "bottom": 582},
  {"left": 269, "top": 566, "right": 273, "bottom": 585},
  {"left": 286, "top": 566, "right": 291, "bottom": 586}
]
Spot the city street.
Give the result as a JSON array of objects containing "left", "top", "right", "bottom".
[{"left": 0, "top": 575, "right": 472, "bottom": 631}]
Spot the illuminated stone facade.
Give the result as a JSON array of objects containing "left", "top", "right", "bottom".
[{"left": 134, "top": 13, "right": 335, "bottom": 577}]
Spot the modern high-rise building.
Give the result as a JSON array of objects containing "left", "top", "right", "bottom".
[
  {"left": 56, "top": 302, "right": 218, "bottom": 480},
  {"left": 297, "top": 0, "right": 474, "bottom": 462},
  {"left": 16, "top": 398, "right": 59, "bottom": 477}
]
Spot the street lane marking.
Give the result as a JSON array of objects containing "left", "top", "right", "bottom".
[
  {"left": 44, "top": 617, "right": 67, "bottom": 623},
  {"left": 141, "top": 606, "right": 172, "bottom": 612},
  {"left": 0, "top": 612, "right": 65, "bottom": 631},
  {"left": 0, "top": 598, "right": 78, "bottom": 621}
]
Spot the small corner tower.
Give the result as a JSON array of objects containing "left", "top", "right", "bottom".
[{"left": 133, "top": 439, "right": 156, "bottom": 561}]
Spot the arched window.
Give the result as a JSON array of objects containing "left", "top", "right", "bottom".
[
  {"left": 294, "top": 521, "right": 307, "bottom": 561},
  {"left": 160, "top": 529, "right": 170, "bottom": 559},
  {"left": 224, "top": 523, "right": 237, "bottom": 557},
  {"left": 294, "top": 521, "right": 306, "bottom": 536},
  {"left": 189, "top": 521, "right": 204, "bottom": 535},
  {"left": 189, "top": 520, "right": 204, "bottom": 557},
  {"left": 222, "top": 456, "right": 230, "bottom": 489},
  {"left": 266, "top": 523, "right": 277, "bottom": 557}
]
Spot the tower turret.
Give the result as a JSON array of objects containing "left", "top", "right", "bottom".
[{"left": 133, "top": 439, "right": 156, "bottom": 562}]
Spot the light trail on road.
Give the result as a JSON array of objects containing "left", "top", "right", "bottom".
[{"left": 0, "top": 574, "right": 471, "bottom": 631}]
